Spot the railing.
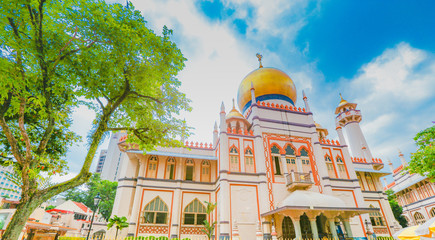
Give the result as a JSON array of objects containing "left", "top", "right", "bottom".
[{"left": 286, "top": 171, "right": 313, "bottom": 191}]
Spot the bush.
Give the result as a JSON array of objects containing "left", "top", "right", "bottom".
[{"left": 58, "top": 237, "right": 85, "bottom": 240}]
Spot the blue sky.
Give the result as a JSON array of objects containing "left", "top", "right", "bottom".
[{"left": 62, "top": 0, "right": 435, "bottom": 184}]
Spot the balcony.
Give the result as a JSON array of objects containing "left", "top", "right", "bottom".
[{"left": 286, "top": 171, "right": 313, "bottom": 191}]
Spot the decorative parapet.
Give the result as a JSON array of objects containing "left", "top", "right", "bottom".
[
  {"left": 393, "top": 165, "right": 404, "bottom": 174},
  {"left": 320, "top": 139, "right": 340, "bottom": 146},
  {"left": 257, "top": 101, "right": 305, "bottom": 112},
  {"left": 184, "top": 141, "right": 213, "bottom": 149},
  {"left": 384, "top": 181, "right": 396, "bottom": 190},
  {"left": 351, "top": 157, "right": 367, "bottom": 163},
  {"left": 226, "top": 127, "right": 254, "bottom": 136},
  {"left": 372, "top": 158, "right": 383, "bottom": 164},
  {"left": 119, "top": 135, "right": 128, "bottom": 142}
]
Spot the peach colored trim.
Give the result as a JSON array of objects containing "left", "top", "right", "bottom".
[
  {"left": 136, "top": 188, "right": 174, "bottom": 238},
  {"left": 164, "top": 157, "right": 176, "bottom": 180},
  {"left": 228, "top": 138, "right": 241, "bottom": 172},
  {"left": 332, "top": 189, "right": 367, "bottom": 237},
  {"left": 333, "top": 148, "right": 350, "bottom": 179},
  {"left": 243, "top": 139, "right": 256, "bottom": 173},
  {"left": 366, "top": 199, "right": 392, "bottom": 236}
]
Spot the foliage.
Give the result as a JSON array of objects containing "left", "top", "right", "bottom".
[
  {"left": 58, "top": 237, "right": 85, "bottom": 240},
  {"left": 408, "top": 124, "right": 435, "bottom": 180},
  {"left": 64, "top": 173, "right": 117, "bottom": 220},
  {"left": 108, "top": 215, "right": 129, "bottom": 239},
  {"left": 200, "top": 201, "right": 217, "bottom": 240},
  {"left": 45, "top": 205, "right": 55, "bottom": 210},
  {"left": 0, "top": 0, "right": 190, "bottom": 238},
  {"left": 386, "top": 189, "right": 408, "bottom": 227}
]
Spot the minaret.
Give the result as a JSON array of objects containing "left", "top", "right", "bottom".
[
  {"left": 398, "top": 150, "right": 407, "bottom": 167},
  {"left": 335, "top": 94, "right": 374, "bottom": 161},
  {"left": 220, "top": 102, "right": 226, "bottom": 133}
]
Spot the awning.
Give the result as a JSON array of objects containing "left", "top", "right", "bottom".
[
  {"left": 354, "top": 167, "right": 391, "bottom": 176},
  {"left": 261, "top": 190, "right": 378, "bottom": 218}
]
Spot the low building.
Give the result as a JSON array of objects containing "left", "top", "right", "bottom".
[
  {"left": 0, "top": 198, "right": 75, "bottom": 239},
  {"left": 384, "top": 151, "right": 435, "bottom": 225},
  {"left": 46, "top": 200, "right": 107, "bottom": 237}
]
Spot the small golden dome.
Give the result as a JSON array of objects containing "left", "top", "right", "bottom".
[
  {"left": 226, "top": 99, "right": 245, "bottom": 120},
  {"left": 237, "top": 67, "right": 297, "bottom": 113},
  {"left": 314, "top": 122, "right": 322, "bottom": 128},
  {"left": 338, "top": 93, "right": 348, "bottom": 107}
]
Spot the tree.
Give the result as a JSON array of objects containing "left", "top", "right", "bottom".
[
  {"left": 107, "top": 215, "right": 129, "bottom": 240},
  {"left": 0, "top": 0, "right": 190, "bottom": 239},
  {"left": 201, "top": 201, "right": 217, "bottom": 240},
  {"left": 408, "top": 123, "right": 435, "bottom": 179},
  {"left": 386, "top": 189, "right": 408, "bottom": 228},
  {"left": 64, "top": 173, "right": 117, "bottom": 220}
]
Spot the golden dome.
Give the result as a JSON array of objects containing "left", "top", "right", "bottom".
[
  {"left": 226, "top": 99, "right": 245, "bottom": 120},
  {"left": 237, "top": 67, "right": 297, "bottom": 112},
  {"left": 338, "top": 93, "right": 348, "bottom": 107}
]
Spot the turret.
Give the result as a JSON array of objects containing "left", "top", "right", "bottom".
[
  {"left": 302, "top": 90, "right": 311, "bottom": 112},
  {"left": 398, "top": 150, "right": 407, "bottom": 167},
  {"left": 335, "top": 94, "right": 374, "bottom": 162},
  {"left": 388, "top": 160, "right": 394, "bottom": 173}
]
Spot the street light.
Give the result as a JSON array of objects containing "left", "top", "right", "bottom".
[{"left": 86, "top": 193, "right": 102, "bottom": 240}]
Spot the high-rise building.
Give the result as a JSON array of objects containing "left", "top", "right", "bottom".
[
  {"left": 100, "top": 132, "right": 127, "bottom": 181},
  {"left": 0, "top": 165, "right": 21, "bottom": 200},
  {"left": 95, "top": 150, "right": 107, "bottom": 174}
]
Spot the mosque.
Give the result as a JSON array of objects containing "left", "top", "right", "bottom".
[{"left": 111, "top": 56, "right": 400, "bottom": 239}]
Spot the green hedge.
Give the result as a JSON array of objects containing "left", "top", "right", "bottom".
[
  {"left": 58, "top": 237, "right": 85, "bottom": 240},
  {"left": 124, "top": 237, "right": 190, "bottom": 240}
]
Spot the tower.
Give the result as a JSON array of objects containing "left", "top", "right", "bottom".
[{"left": 335, "top": 94, "right": 374, "bottom": 163}]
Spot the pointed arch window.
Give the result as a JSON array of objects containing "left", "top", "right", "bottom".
[
  {"left": 185, "top": 159, "right": 194, "bottom": 181},
  {"left": 183, "top": 199, "right": 207, "bottom": 225},
  {"left": 142, "top": 197, "right": 168, "bottom": 224},
  {"left": 244, "top": 147, "right": 255, "bottom": 173},
  {"left": 271, "top": 145, "right": 281, "bottom": 175},
  {"left": 166, "top": 157, "right": 176, "bottom": 180},
  {"left": 229, "top": 146, "right": 239, "bottom": 172},
  {"left": 414, "top": 212, "right": 425, "bottom": 225},
  {"left": 430, "top": 207, "right": 435, "bottom": 218},
  {"left": 201, "top": 160, "right": 210, "bottom": 182},
  {"left": 369, "top": 205, "right": 386, "bottom": 226},
  {"left": 285, "top": 145, "right": 297, "bottom": 173},
  {"left": 299, "top": 148, "right": 311, "bottom": 173},
  {"left": 336, "top": 156, "right": 346, "bottom": 178},
  {"left": 325, "top": 155, "right": 335, "bottom": 178},
  {"left": 146, "top": 156, "right": 158, "bottom": 178},
  {"left": 365, "top": 173, "right": 376, "bottom": 191}
]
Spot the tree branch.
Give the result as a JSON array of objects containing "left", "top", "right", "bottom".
[
  {"left": 129, "top": 91, "right": 162, "bottom": 104},
  {"left": 18, "top": 98, "right": 32, "bottom": 162}
]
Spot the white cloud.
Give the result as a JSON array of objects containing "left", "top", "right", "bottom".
[{"left": 343, "top": 42, "right": 435, "bottom": 167}]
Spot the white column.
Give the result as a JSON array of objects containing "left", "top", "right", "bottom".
[
  {"left": 310, "top": 218, "right": 319, "bottom": 239},
  {"left": 294, "top": 219, "right": 302, "bottom": 239},
  {"left": 128, "top": 158, "right": 146, "bottom": 235},
  {"left": 343, "top": 219, "right": 353, "bottom": 238},
  {"left": 328, "top": 219, "right": 338, "bottom": 239}
]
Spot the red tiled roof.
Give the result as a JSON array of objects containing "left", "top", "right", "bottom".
[
  {"left": 46, "top": 208, "right": 74, "bottom": 214},
  {"left": 73, "top": 201, "right": 90, "bottom": 213}
]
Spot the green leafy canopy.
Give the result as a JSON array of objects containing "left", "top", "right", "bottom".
[
  {"left": 0, "top": 0, "right": 191, "bottom": 239},
  {"left": 408, "top": 124, "right": 435, "bottom": 180}
]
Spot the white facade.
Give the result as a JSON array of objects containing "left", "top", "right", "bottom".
[
  {"left": 110, "top": 66, "right": 400, "bottom": 239},
  {"left": 96, "top": 150, "right": 107, "bottom": 174},
  {"left": 385, "top": 152, "right": 435, "bottom": 226}
]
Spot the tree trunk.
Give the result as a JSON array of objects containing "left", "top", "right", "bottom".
[
  {"left": 115, "top": 228, "right": 119, "bottom": 240},
  {"left": 1, "top": 196, "right": 42, "bottom": 240}
]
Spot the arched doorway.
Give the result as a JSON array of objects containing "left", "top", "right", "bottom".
[
  {"left": 300, "top": 214, "right": 312, "bottom": 239},
  {"left": 316, "top": 214, "right": 329, "bottom": 238},
  {"left": 282, "top": 216, "right": 296, "bottom": 240}
]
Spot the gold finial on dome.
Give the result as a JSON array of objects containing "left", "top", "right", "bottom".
[
  {"left": 338, "top": 93, "right": 348, "bottom": 107},
  {"left": 256, "top": 53, "right": 263, "bottom": 68}
]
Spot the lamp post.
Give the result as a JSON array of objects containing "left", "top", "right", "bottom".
[{"left": 86, "top": 193, "right": 102, "bottom": 240}]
